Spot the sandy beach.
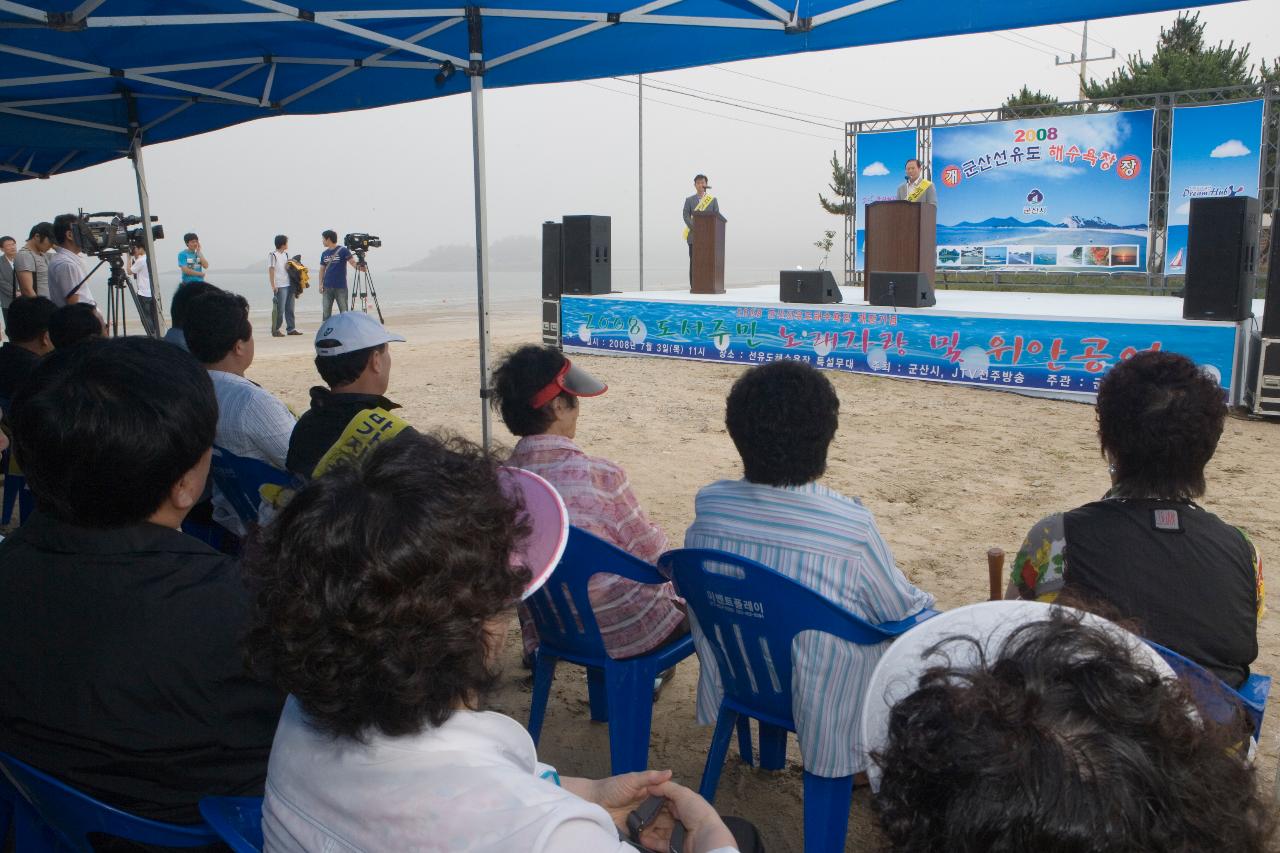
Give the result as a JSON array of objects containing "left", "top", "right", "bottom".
[{"left": 248, "top": 299, "right": 1280, "bottom": 852}]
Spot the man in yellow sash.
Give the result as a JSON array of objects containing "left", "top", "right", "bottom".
[
  {"left": 897, "top": 158, "right": 936, "bottom": 205},
  {"left": 683, "top": 173, "right": 720, "bottom": 285}
]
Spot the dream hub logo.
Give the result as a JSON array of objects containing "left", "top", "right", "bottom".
[{"left": 1023, "top": 188, "right": 1046, "bottom": 216}]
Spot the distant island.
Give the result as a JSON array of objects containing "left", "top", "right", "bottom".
[
  {"left": 947, "top": 215, "right": 1146, "bottom": 230},
  {"left": 395, "top": 235, "right": 539, "bottom": 272}
]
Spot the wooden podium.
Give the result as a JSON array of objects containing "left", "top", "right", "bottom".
[
  {"left": 863, "top": 200, "right": 936, "bottom": 301},
  {"left": 691, "top": 211, "right": 726, "bottom": 294}
]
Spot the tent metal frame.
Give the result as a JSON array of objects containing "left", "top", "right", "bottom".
[{"left": 843, "top": 82, "right": 1280, "bottom": 294}]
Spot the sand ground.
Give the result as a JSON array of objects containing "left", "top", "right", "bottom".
[{"left": 249, "top": 301, "right": 1280, "bottom": 852}]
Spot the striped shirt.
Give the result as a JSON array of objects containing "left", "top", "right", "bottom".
[
  {"left": 684, "top": 479, "right": 934, "bottom": 778},
  {"left": 507, "top": 434, "right": 685, "bottom": 660}
]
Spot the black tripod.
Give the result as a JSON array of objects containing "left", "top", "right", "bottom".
[
  {"left": 76, "top": 254, "right": 155, "bottom": 338},
  {"left": 350, "top": 249, "right": 384, "bottom": 323}
]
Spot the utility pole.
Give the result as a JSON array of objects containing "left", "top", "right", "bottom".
[
  {"left": 1054, "top": 20, "right": 1116, "bottom": 100},
  {"left": 638, "top": 73, "right": 644, "bottom": 291}
]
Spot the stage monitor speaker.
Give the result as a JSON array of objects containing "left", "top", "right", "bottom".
[
  {"left": 868, "top": 271, "right": 936, "bottom": 308},
  {"left": 779, "top": 270, "right": 842, "bottom": 304},
  {"left": 1183, "top": 195, "right": 1258, "bottom": 321},
  {"left": 1262, "top": 223, "right": 1280, "bottom": 338},
  {"left": 541, "top": 221, "right": 562, "bottom": 299},
  {"left": 541, "top": 299, "right": 560, "bottom": 348},
  {"left": 562, "top": 215, "right": 611, "bottom": 295}
]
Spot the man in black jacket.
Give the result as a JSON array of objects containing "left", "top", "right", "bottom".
[{"left": 0, "top": 337, "right": 285, "bottom": 825}]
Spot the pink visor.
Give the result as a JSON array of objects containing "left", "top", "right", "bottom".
[
  {"left": 528, "top": 359, "right": 608, "bottom": 409},
  {"left": 497, "top": 466, "right": 569, "bottom": 600}
]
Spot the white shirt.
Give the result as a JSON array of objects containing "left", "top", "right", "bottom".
[
  {"left": 269, "top": 250, "right": 290, "bottom": 291},
  {"left": 262, "top": 697, "right": 640, "bottom": 853},
  {"left": 207, "top": 369, "right": 295, "bottom": 535},
  {"left": 130, "top": 254, "right": 151, "bottom": 297}
]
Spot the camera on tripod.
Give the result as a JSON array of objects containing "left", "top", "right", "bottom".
[
  {"left": 343, "top": 233, "right": 381, "bottom": 254},
  {"left": 72, "top": 210, "right": 163, "bottom": 259}
]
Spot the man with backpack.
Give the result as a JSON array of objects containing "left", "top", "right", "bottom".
[{"left": 269, "top": 234, "right": 301, "bottom": 337}]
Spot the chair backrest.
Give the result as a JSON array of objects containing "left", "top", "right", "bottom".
[
  {"left": 0, "top": 752, "right": 219, "bottom": 852},
  {"left": 209, "top": 446, "right": 294, "bottom": 525},
  {"left": 1145, "top": 641, "right": 1270, "bottom": 741},
  {"left": 199, "top": 796, "right": 264, "bottom": 852},
  {"left": 523, "top": 525, "right": 672, "bottom": 660},
  {"left": 661, "top": 548, "right": 936, "bottom": 726}
]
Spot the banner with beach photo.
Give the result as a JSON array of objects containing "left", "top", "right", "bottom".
[
  {"left": 853, "top": 129, "right": 917, "bottom": 270},
  {"left": 560, "top": 296, "right": 1237, "bottom": 397},
  {"left": 1164, "top": 100, "right": 1264, "bottom": 275},
  {"left": 932, "top": 110, "right": 1154, "bottom": 272}
]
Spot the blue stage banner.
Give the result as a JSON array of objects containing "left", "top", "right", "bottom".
[
  {"left": 854, "top": 129, "right": 917, "bottom": 271},
  {"left": 1165, "top": 100, "right": 1264, "bottom": 275},
  {"left": 560, "top": 296, "right": 1236, "bottom": 396},
  {"left": 932, "top": 111, "right": 1154, "bottom": 272}
]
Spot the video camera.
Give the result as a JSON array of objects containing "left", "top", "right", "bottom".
[
  {"left": 344, "top": 232, "right": 381, "bottom": 253},
  {"left": 72, "top": 210, "right": 164, "bottom": 259}
]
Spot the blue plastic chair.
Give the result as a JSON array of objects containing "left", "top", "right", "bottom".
[
  {"left": 524, "top": 526, "right": 696, "bottom": 774},
  {"left": 200, "top": 796, "right": 264, "bottom": 852},
  {"left": 660, "top": 548, "right": 937, "bottom": 853},
  {"left": 0, "top": 752, "right": 220, "bottom": 852},
  {"left": 209, "top": 445, "right": 295, "bottom": 527},
  {"left": 1146, "top": 641, "right": 1270, "bottom": 741}
]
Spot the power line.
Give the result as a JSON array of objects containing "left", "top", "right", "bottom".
[
  {"left": 989, "top": 30, "right": 1059, "bottom": 58},
  {"left": 607, "top": 75, "right": 842, "bottom": 130},
  {"left": 1007, "top": 29, "right": 1074, "bottom": 54},
  {"left": 706, "top": 65, "right": 904, "bottom": 114},
  {"left": 630, "top": 76, "right": 844, "bottom": 124},
  {"left": 1057, "top": 23, "right": 1118, "bottom": 53},
  {"left": 581, "top": 81, "right": 838, "bottom": 141}
]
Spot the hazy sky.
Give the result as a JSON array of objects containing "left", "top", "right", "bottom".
[{"left": 2, "top": 1, "right": 1275, "bottom": 289}]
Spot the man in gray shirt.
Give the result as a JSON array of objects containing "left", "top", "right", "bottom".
[
  {"left": 896, "top": 158, "right": 937, "bottom": 205},
  {"left": 47, "top": 214, "right": 95, "bottom": 308},
  {"left": 14, "top": 222, "right": 53, "bottom": 301},
  {"left": 682, "top": 173, "right": 720, "bottom": 287},
  {"left": 0, "top": 236, "right": 16, "bottom": 323}
]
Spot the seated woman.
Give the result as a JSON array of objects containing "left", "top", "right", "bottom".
[
  {"left": 1008, "top": 350, "right": 1262, "bottom": 687},
  {"left": 491, "top": 345, "right": 686, "bottom": 663},
  {"left": 245, "top": 433, "right": 746, "bottom": 853}
]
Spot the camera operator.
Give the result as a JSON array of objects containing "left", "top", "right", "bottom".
[
  {"left": 130, "top": 243, "right": 159, "bottom": 337},
  {"left": 319, "top": 230, "right": 362, "bottom": 321},
  {"left": 47, "top": 213, "right": 96, "bottom": 308}
]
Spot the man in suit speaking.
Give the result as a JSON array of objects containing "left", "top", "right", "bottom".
[{"left": 897, "top": 158, "right": 936, "bottom": 205}]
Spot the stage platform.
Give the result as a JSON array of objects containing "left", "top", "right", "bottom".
[{"left": 559, "top": 286, "right": 1262, "bottom": 402}]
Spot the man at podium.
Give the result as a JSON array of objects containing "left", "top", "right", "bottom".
[
  {"left": 683, "top": 173, "right": 719, "bottom": 285},
  {"left": 896, "top": 158, "right": 936, "bottom": 205}
]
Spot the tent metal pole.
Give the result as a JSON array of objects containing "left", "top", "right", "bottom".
[
  {"left": 470, "top": 68, "right": 493, "bottom": 449},
  {"left": 128, "top": 124, "right": 164, "bottom": 337},
  {"left": 638, "top": 73, "right": 644, "bottom": 291}
]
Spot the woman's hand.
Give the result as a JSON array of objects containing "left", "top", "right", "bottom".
[
  {"left": 649, "top": 780, "right": 737, "bottom": 853},
  {"left": 582, "top": 769, "right": 673, "bottom": 826}
]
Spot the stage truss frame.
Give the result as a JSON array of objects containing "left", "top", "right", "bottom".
[{"left": 842, "top": 83, "right": 1280, "bottom": 294}]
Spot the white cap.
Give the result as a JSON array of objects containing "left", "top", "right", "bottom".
[{"left": 314, "top": 312, "right": 406, "bottom": 357}]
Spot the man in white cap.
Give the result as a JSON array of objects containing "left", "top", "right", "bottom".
[{"left": 286, "top": 312, "right": 408, "bottom": 479}]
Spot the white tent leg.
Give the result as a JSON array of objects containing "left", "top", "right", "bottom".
[
  {"left": 129, "top": 130, "right": 164, "bottom": 336},
  {"left": 470, "top": 69, "right": 493, "bottom": 449}
]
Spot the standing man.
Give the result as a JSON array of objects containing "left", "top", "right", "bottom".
[
  {"left": 15, "top": 223, "right": 53, "bottom": 300},
  {"left": 47, "top": 214, "right": 95, "bottom": 308},
  {"left": 129, "top": 244, "right": 158, "bottom": 337},
  {"left": 179, "top": 232, "right": 210, "bottom": 284},
  {"left": 269, "top": 235, "right": 300, "bottom": 337},
  {"left": 319, "top": 230, "right": 358, "bottom": 321},
  {"left": 682, "top": 174, "right": 719, "bottom": 287},
  {"left": 0, "top": 236, "right": 16, "bottom": 324},
  {"left": 897, "top": 158, "right": 936, "bottom": 204}
]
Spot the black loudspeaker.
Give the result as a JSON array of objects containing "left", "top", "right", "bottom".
[
  {"left": 541, "top": 221, "right": 562, "bottom": 299},
  {"left": 869, "top": 271, "right": 936, "bottom": 308},
  {"left": 1183, "top": 196, "right": 1258, "bottom": 321},
  {"left": 1262, "top": 226, "right": 1280, "bottom": 337},
  {"left": 562, "top": 215, "right": 611, "bottom": 295},
  {"left": 541, "top": 299, "right": 560, "bottom": 347},
  {"left": 779, "top": 270, "right": 842, "bottom": 304}
]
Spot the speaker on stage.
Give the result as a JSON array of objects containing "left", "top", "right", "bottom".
[
  {"left": 541, "top": 221, "right": 562, "bottom": 299},
  {"left": 868, "top": 271, "right": 936, "bottom": 308},
  {"left": 562, "top": 215, "right": 611, "bottom": 295},
  {"left": 779, "top": 270, "right": 842, "bottom": 304},
  {"left": 1183, "top": 196, "right": 1258, "bottom": 321},
  {"left": 541, "top": 299, "right": 560, "bottom": 348},
  {"left": 1262, "top": 223, "right": 1280, "bottom": 338}
]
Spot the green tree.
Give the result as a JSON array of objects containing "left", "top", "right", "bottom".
[
  {"left": 1000, "top": 85, "right": 1081, "bottom": 119},
  {"left": 818, "top": 150, "right": 852, "bottom": 216},
  {"left": 1085, "top": 12, "right": 1253, "bottom": 99}
]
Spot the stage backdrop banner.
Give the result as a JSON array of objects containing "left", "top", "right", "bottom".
[
  {"left": 853, "top": 129, "right": 917, "bottom": 271},
  {"left": 560, "top": 296, "right": 1236, "bottom": 397},
  {"left": 1165, "top": 100, "right": 1265, "bottom": 275},
  {"left": 932, "top": 111, "right": 1154, "bottom": 272}
]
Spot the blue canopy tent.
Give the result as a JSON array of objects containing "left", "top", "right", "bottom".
[{"left": 0, "top": 0, "right": 1235, "bottom": 441}]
